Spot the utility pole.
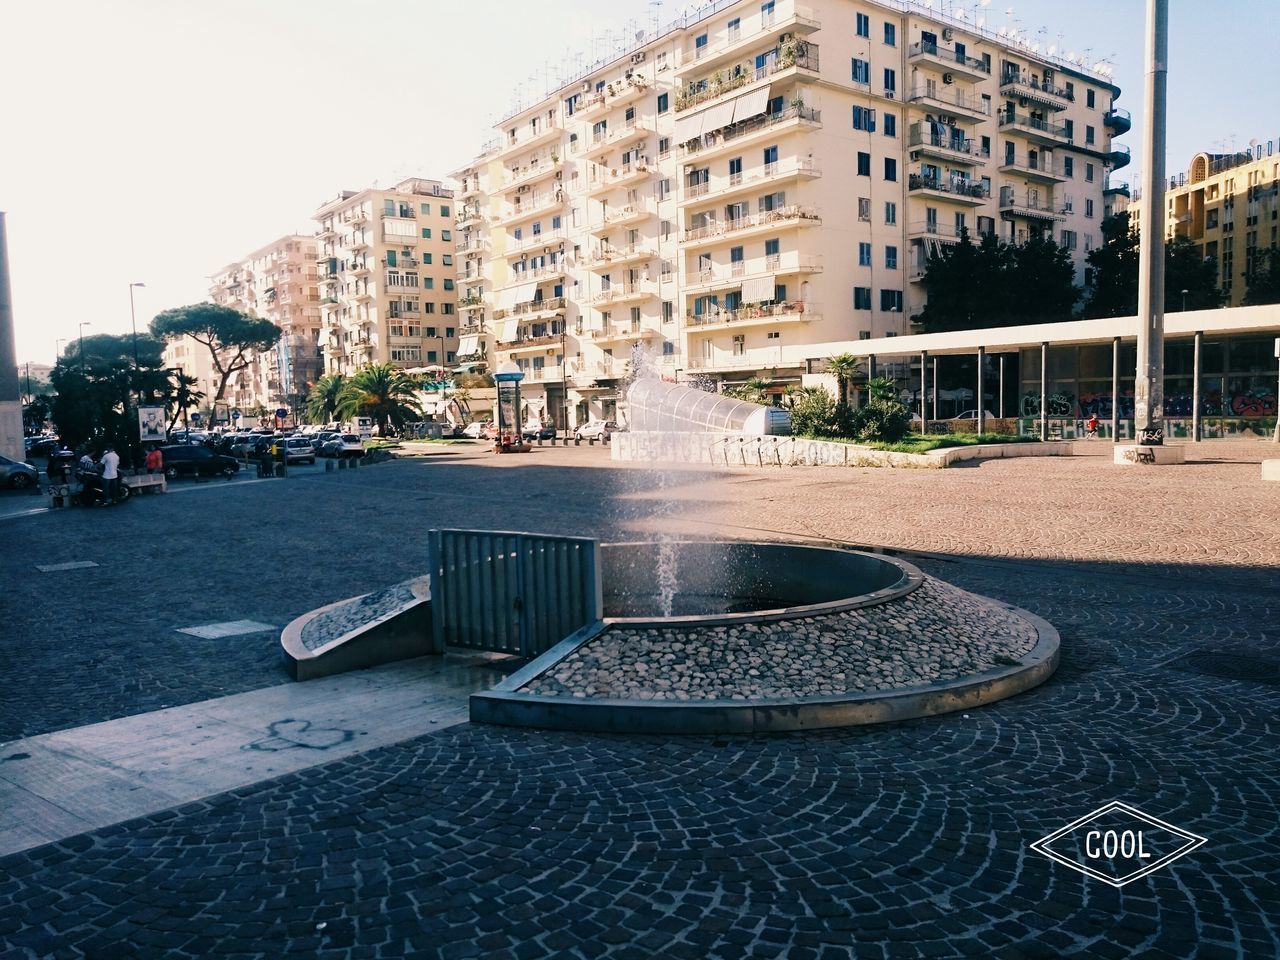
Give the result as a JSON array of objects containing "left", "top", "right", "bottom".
[
  {"left": 1133, "top": 0, "right": 1168, "bottom": 447},
  {"left": 0, "top": 212, "right": 23, "bottom": 462}
]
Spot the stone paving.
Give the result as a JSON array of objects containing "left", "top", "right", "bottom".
[
  {"left": 2, "top": 440, "right": 1279, "bottom": 958},
  {"left": 525, "top": 578, "right": 1040, "bottom": 701}
]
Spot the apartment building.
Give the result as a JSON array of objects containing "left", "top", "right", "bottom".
[
  {"left": 464, "top": 0, "right": 1125, "bottom": 421},
  {"left": 1128, "top": 145, "right": 1280, "bottom": 306},
  {"left": 314, "top": 178, "right": 460, "bottom": 377}
]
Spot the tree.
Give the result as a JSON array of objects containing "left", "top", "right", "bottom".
[
  {"left": 1084, "top": 212, "right": 1224, "bottom": 317},
  {"left": 335, "top": 364, "right": 423, "bottom": 435},
  {"left": 1244, "top": 247, "right": 1280, "bottom": 305},
  {"left": 150, "top": 303, "right": 281, "bottom": 407},
  {"left": 826, "top": 353, "right": 860, "bottom": 407},
  {"left": 49, "top": 333, "right": 160, "bottom": 456},
  {"left": 163, "top": 371, "right": 205, "bottom": 436},
  {"left": 306, "top": 374, "right": 346, "bottom": 424}
]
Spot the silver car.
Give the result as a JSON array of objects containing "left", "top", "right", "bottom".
[{"left": 0, "top": 454, "right": 39, "bottom": 490}]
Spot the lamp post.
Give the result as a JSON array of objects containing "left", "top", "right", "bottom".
[
  {"left": 129, "top": 282, "right": 145, "bottom": 471},
  {"left": 77, "top": 322, "right": 91, "bottom": 369},
  {"left": 561, "top": 323, "right": 569, "bottom": 440},
  {"left": 55, "top": 338, "right": 66, "bottom": 363},
  {"left": 1181, "top": 288, "right": 1189, "bottom": 312}
]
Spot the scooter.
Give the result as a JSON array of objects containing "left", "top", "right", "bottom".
[{"left": 75, "top": 469, "right": 131, "bottom": 506}]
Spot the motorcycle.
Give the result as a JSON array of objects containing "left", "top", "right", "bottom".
[{"left": 75, "top": 469, "right": 131, "bottom": 507}]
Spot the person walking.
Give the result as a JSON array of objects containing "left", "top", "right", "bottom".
[
  {"left": 145, "top": 445, "right": 164, "bottom": 475},
  {"left": 99, "top": 446, "right": 121, "bottom": 504}
]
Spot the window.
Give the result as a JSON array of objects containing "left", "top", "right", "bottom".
[
  {"left": 658, "top": 178, "right": 671, "bottom": 200},
  {"left": 1085, "top": 163, "right": 1095, "bottom": 183},
  {"left": 884, "top": 201, "right": 897, "bottom": 225},
  {"left": 854, "top": 287, "right": 872, "bottom": 310},
  {"left": 662, "top": 301, "right": 674, "bottom": 323},
  {"left": 1085, "top": 198, "right": 1094, "bottom": 218},
  {"left": 421, "top": 228, "right": 432, "bottom": 239},
  {"left": 442, "top": 303, "right": 454, "bottom": 315},
  {"left": 880, "top": 289, "right": 903, "bottom": 311},
  {"left": 885, "top": 245, "right": 898, "bottom": 269},
  {"left": 440, "top": 205, "right": 450, "bottom": 217},
  {"left": 383, "top": 199, "right": 395, "bottom": 215},
  {"left": 442, "top": 230, "right": 452, "bottom": 241},
  {"left": 884, "top": 68, "right": 895, "bottom": 94},
  {"left": 695, "top": 32, "right": 707, "bottom": 50},
  {"left": 859, "top": 242, "right": 872, "bottom": 266},
  {"left": 852, "top": 106, "right": 875, "bottom": 131},
  {"left": 423, "top": 253, "right": 432, "bottom": 264},
  {"left": 1064, "top": 119, "right": 1074, "bottom": 141},
  {"left": 856, "top": 12, "right": 869, "bottom": 37},
  {"left": 1063, "top": 157, "right": 1074, "bottom": 178},
  {"left": 662, "top": 341, "right": 675, "bottom": 356},
  {"left": 883, "top": 112, "right": 896, "bottom": 137},
  {"left": 857, "top": 152, "right": 871, "bottom": 176},
  {"left": 884, "top": 157, "right": 897, "bottom": 182},
  {"left": 764, "top": 238, "right": 780, "bottom": 258},
  {"left": 884, "top": 22, "right": 896, "bottom": 46},
  {"left": 1085, "top": 125, "right": 1095, "bottom": 145},
  {"left": 851, "top": 58, "right": 870, "bottom": 85},
  {"left": 1060, "top": 229, "right": 1077, "bottom": 250},
  {"left": 420, "top": 203, "right": 430, "bottom": 215},
  {"left": 424, "top": 277, "right": 433, "bottom": 289},
  {"left": 858, "top": 197, "right": 871, "bottom": 221},
  {"left": 657, "top": 93, "right": 669, "bottom": 114},
  {"left": 1087, "top": 89, "right": 1096, "bottom": 109},
  {"left": 658, "top": 137, "right": 670, "bottom": 158},
  {"left": 423, "top": 302, "right": 435, "bottom": 313},
  {"left": 763, "top": 145, "right": 778, "bottom": 170},
  {"left": 442, "top": 254, "right": 453, "bottom": 266}
]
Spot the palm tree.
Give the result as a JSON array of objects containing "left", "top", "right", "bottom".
[
  {"left": 306, "top": 374, "right": 345, "bottom": 425},
  {"left": 336, "top": 364, "right": 423, "bottom": 436},
  {"left": 164, "top": 371, "right": 205, "bottom": 436},
  {"left": 827, "top": 353, "right": 860, "bottom": 407}
]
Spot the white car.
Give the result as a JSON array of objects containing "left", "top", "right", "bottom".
[
  {"left": 952, "top": 409, "right": 997, "bottom": 420},
  {"left": 575, "top": 420, "right": 619, "bottom": 441},
  {"left": 461, "top": 422, "right": 489, "bottom": 439},
  {"left": 322, "top": 434, "right": 365, "bottom": 458},
  {"left": 282, "top": 436, "right": 317, "bottom": 464}
]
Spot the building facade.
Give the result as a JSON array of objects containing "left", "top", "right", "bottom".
[
  {"left": 461, "top": 0, "right": 1126, "bottom": 426},
  {"left": 313, "top": 179, "right": 460, "bottom": 377},
  {"left": 1128, "top": 145, "right": 1280, "bottom": 307}
]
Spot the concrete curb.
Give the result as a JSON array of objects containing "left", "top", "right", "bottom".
[{"left": 469, "top": 603, "right": 1060, "bottom": 735}]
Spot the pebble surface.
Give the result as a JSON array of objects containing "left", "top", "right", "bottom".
[
  {"left": 523, "top": 577, "right": 1039, "bottom": 700},
  {"left": 299, "top": 582, "right": 419, "bottom": 652}
]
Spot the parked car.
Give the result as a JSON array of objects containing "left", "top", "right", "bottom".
[
  {"left": 159, "top": 445, "right": 240, "bottom": 480},
  {"left": 952, "top": 409, "right": 998, "bottom": 421},
  {"left": 25, "top": 436, "right": 60, "bottom": 458},
  {"left": 0, "top": 454, "right": 39, "bottom": 490},
  {"left": 321, "top": 435, "right": 365, "bottom": 458},
  {"left": 311, "top": 430, "right": 340, "bottom": 452},
  {"left": 461, "top": 422, "right": 490, "bottom": 439},
  {"left": 282, "top": 436, "right": 316, "bottom": 465},
  {"left": 522, "top": 421, "right": 556, "bottom": 440},
  {"left": 575, "top": 420, "right": 619, "bottom": 441}
]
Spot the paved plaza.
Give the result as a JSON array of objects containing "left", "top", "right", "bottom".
[{"left": 1, "top": 441, "right": 1278, "bottom": 958}]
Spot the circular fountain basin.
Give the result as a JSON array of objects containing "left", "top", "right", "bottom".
[
  {"left": 601, "top": 540, "right": 915, "bottom": 620},
  {"left": 471, "top": 540, "right": 1060, "bottom": 735}
]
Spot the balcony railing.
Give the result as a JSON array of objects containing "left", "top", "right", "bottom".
[
  {"left": 504, "top": 159, "right": 561, "bottom": 190},
  {"left": 676, "top": 41, "right": 820, "bottom": 113},
  {"left": 907, "top": 41, "right": 991, "bottom": 76},
  {"left": 686, "top": 253, "right": 823, "bottom": 289},
  {"left": 602, "top": 200, "right": 656, "bottom": 225},
  {"left": 906, "top": 124, "right": 986, "bottom": 161},
  {"left": 998, "top": 112, "right": 1072, "bottom": 143},
  {"left": 908, "top": 175, "right": 989, "bottom": 200},
  {"left": 685, "top": 1, "right": 820, "bottom": 68},
  {"left": 683, "top": 158, "right": 821, "bottom": 202},
  {"left": 510, "top": 296, "right": 567, "bottom": 316},
  {"left": 685, "top": 301, "right": 815, "bottom": 328},
  {"left": 591, "top": 282, "right": 655, "bottom": 305},
  {"left": 678, "top": 104, "right": 822, "bottom": 153},
  {"left": 998, "top": 153, "right": 1065, "bottom": 180},
  {"left": 998, "top": 192, "right": 1067, "bottom": 220},
  {"left": 574, "top": 74, "right": 649, "bottom": 117},
  {"left": 907, "top": 86, "right": 991, "bottom": 117},
  {"left": 681, "top": 204, "right": 821, "bottom": 243},
  {"left": 998, "top": 72, "right": 1073, "bottom": 108},
  {"left": 586, "top": 244, "right": 654, "bottom": 267}
]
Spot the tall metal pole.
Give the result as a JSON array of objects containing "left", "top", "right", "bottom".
[
  {"left": 1111, "top": 337, "right": 1120, "bottom": 442},
  {"left": 129, "top": 282, "right": 144, "bottom": 472},
  {"left": 920, "top": 350, "right": 929, "bottom": 433},
  {"left": 0, "top": 212, "right": 22, "bottom": 462},
  {"left": 976, "top": 346, "right": 986, "bottom": 435},
  {"left": 1134, "top": 0, "right": 1169, "bottom": 446},
  {"left": 1191, "top": 331, "right": 1202, "bottom": 442},
  {"left": 78, "top": 322, "right": 91, "bottom": 371},
  {"left": 1040, "top": 342, "right": 1048, "bottom": 441}
]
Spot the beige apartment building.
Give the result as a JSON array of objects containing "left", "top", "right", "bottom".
[
  {"left": 1128, "top": 145, "right": 1280, "bottom": 306},
  {"left": 313, "top": 179, "right": 460, "bottom": 377},
  {"left": 460, "top": 0, "right": 1127, "bottom": 425},
  {"left": 163, "top": 234, "right": 321, "bottom": 423}
]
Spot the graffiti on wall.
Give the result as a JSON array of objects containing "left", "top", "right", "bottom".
[
  {"left": 1026, "top": 388, "right": 1277, "bottom": 419},
  {"left": 1020, "top": 393, "right": 1075, "bottom": 417}
]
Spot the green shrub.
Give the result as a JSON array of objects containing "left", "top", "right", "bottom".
[
  {"left": 852, "top": 398, "right": 912, "bottom": 443},
  {"left": 788, "top": 386, "right": 839, "bottom": 437}
]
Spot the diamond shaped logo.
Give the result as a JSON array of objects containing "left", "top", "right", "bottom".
[{"left": 1029, "top": 801, "right": 1207, "bottom": 888}]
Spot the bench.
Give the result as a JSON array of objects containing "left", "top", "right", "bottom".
[{"left": 123, "top": 475, "right": 168, "bottom": 494}]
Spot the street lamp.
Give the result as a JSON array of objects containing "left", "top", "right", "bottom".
[
  {"left": 1181, "top": 288, "right": 1189, "bottom": 312},
  {"left": 55, "top": 338, "right": 66, "bottom": 364},
  {"left": 77, "top": 322, "right": 91, "bottom": 369},
  {"left": 129, "top": 282, "right": 146, "bottom": 472}
]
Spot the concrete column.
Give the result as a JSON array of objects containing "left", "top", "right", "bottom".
[
  {"left": 1040, "top": 342, "right": 1048, "bottom": 441},
  {"left": 920, "top": 350, "right": 929, "bottom": 433},
  {"left": 976, "top": 347, "right": 986, "bottom": 435},
  {"left": 1192, "top": 331, "right": 1202, "bottom": 442},
  {"left": 868, "top": 355, "right": 876, "bottom": 382},
  {"left": 1134, "top": 0, "right": 1169, "bottom": 445},
  {"left": 1111, "top": 337, "right": 1120, "bottom": 443},
  {"left": 932, "top": 356, "right": 939, "bottom": 423},
  {"left": 0, "top": 212, "right": 22, "bottom": 463},
  {"left": 998, "top": 354, "right": 1005, "bottom": 419}
]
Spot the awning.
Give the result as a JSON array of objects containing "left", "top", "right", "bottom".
[
  {"left": 496, "top": 318, "right": 519, "bottom": 343},
  {"left": 741, "top": 274, "right": 777, "bottom": 303},
  {"left": 731, "top": 84, "right": 771, "bottom": 123},
  {"left": 699, "top": 99, "right": 736, "bottom": 135},
  {"left": 458, "top": 334, "right": 480, "bottom": 355},
  {"left": 506, "top": 281, "right": 536, "bottom": 309},
  {"left": 673, "top": 110, "right": 706, "bottom": 144}
]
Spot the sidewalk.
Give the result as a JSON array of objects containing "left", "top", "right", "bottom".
[{"left": 0, "top": 653, "right": 504, "bottom": 858}]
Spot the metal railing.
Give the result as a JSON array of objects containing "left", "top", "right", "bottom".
[
  {"left": 998, "top": 112, "right": 1072, "bottom": 141},
  {"left": 908, "top": 40, "right": 991, "bottom": 75},
  {"left": 681, "top": 205, "right": 821, "bottom": 242},
  {"left": 998, "top": 72, "right": 1073, "bottom": 103},
  {"left": 908, "top": 175, "right": 989, "bottom": 199},
  {"left": 908, "top": 86, "right": 991, "bottom": 115},
  {"left": 679, "top": 105, "right": 822, "bottom": 153}
]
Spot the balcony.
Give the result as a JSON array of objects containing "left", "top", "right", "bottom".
[
  {"left": 574, "top": 74, "right": 650, "bottom": 119},
  {"left": 569, "top": 361, "right": 623, "bottom": 384},
  {"left": 907, "top": 220, "right": 970, "bottom": 242},
  {"left": 582, "top": 120, "right": 653, "bottom": 161},
  {"left": 679, "top": 104, "right": 822, "bottom": 157},
  {"left": 494, "top": 120, "right": 563, "bottom": 159},
  {"left": 494, "top": 190, "right": 564, "bottom": 228},
  {"left": 999, "top": 191, "right": 1067, "bottom": 222},
  {"left": 998, "top": 72, "right": 1073, "bottom": 111},
  {"left": 907, "top": 85, "right": 991, "bottom": 121},
  {"left": 998, "top": 153, "right": 1068, "bottom": 184},
  {"left": 686, "top": 349, "right": 796, "bottom": 373},
  {"left": 350, "top": 259, "right": 372, "bottom": 276},
  {"left": 382, "top": 256, "right": 419, "bottom": 269},
  {"left": 523, "top": 364, "right": 565, "bottom": 382},
  {"left": 908, "top": 175, "right": 989, "bottom": 205},
  {"left": 685, "top": 301, "right": 816, "bottom": 332},
  {"left": 589, "top": 324, "right": 660, "bottom": 347},
  {"left": 459, "top": 181, "right": 482, "bottom": 200},
  {"left": 682, "top": 158, "right": 821, "bottom": 207},
  {"left": 906, "top": 124, "right": 987, "bottom": 166},
  {"left": 585, "top": 160, "right": 654, "bottom": 196},
  {"left": 684, "top": 253, "right": 823, "bottom": 293},
  {"left": 681, "top": 205, "right": 822, "bottom": 248},
  {"left": 316, "top": 224, "right": 337, "bottom": 239},
  {"left": 381, "top": 209, "right": 417, "bottom": 221},
  {"left": 458, "top": 295, "right": 487, "bottom": 312},
  {"left": 599, "top": 200, "right": 656, "bottom": 228},
  {"left": 455, "top": 205, "right": 484, "bottom": 228},
  {"left": 688, "top": 7, "right": 820, "bottom": 72},
  {"left": 591, "top": 282, "right": 657, "bottom": 307},
  {"left": 1109, "top": 144, "right": 1132, "bottom": 170},
  {"left": 676, "top": 41, "right": 820, "bottom": 114},
  {"left": 1104, "top": 107, "right": 1132, "bottom": 135},
  {"left": 457, "top": 236, "right": 490, "bottom": 255},
  {"left": 510, "top": 296, "right": 567, "bottom": 319},
  {"left": 998, "top": 112, "right": 1073, "bottom": 147},
  {"left": 908, "top": 40, "right": 991, "bottom": 80},
  {"left": 586, "top": 244, "right": 655, "bottom": 270},
  {"left": 504, "top": 158, "right": 562, "bottom": 191},
  {"left": 505, "top": 229, "right": 567, "bottom": 256},
  {"left": 503, "top": 333, "right": 564, "bottom": 355},
  {"left": 344, "top": 210, "right": 370, "bottom": 226}
]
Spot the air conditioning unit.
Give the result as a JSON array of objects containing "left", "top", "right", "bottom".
[
  {"left": 885, "top": 89, "right": 896, "bottom": 100},
  {"left": 942, "top": 28, "right": 954, "bottom": 41},
  {"left": 631, "top": 52, "right": 646, "bottom": 64},
  {"left": 581, "top": 82, "right": 592, "bottom": 92},
  {"left": 943, "top": 73, "right": 955, "bottom": 85},
  {"left": 1019, "top": 97, "right": 1028, "bottom": 108}
]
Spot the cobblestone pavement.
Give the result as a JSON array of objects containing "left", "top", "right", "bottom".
[{"left": 2, "top": 441, "right": 1279, "bottom": 957}]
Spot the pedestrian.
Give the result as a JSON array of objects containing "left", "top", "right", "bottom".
[
  {"left": 145, "top": 445, "right": 164, "bottom": 475},
  {"left": 1085, "top": 413, "right": 1099, "bottom": 439},
  {"left": 99, "top": 445, "right": 120, "bottom": 504}
]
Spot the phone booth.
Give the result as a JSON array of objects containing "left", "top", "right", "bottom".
[{"left": 493, "top": 361, "right": 531, "bottom": 454}]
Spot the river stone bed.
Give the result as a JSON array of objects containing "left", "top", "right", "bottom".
[
  {"left": 298, "top": 581, "right": 420, "bottom": 652},
  {"left": 523, "top": 578, "right": 1039, "bottom": 701}
]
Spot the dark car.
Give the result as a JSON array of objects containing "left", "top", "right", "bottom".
[
  {"left": 25, "top": 437, "right": 60, "bottom": 458},
  {"left": 0, "top": 454, "right": 39, "bottom": 490},
  {"left": 159, "top": 445, "right": 240, "bottom": 480}
]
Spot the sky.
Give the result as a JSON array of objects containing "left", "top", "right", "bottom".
[{"left": 3, "top": 0, "right": 1277, "bottom": 365}]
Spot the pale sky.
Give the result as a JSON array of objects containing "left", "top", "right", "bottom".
[{"left": 3, "top": 0, "right": 1276, "bottom": 364}]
